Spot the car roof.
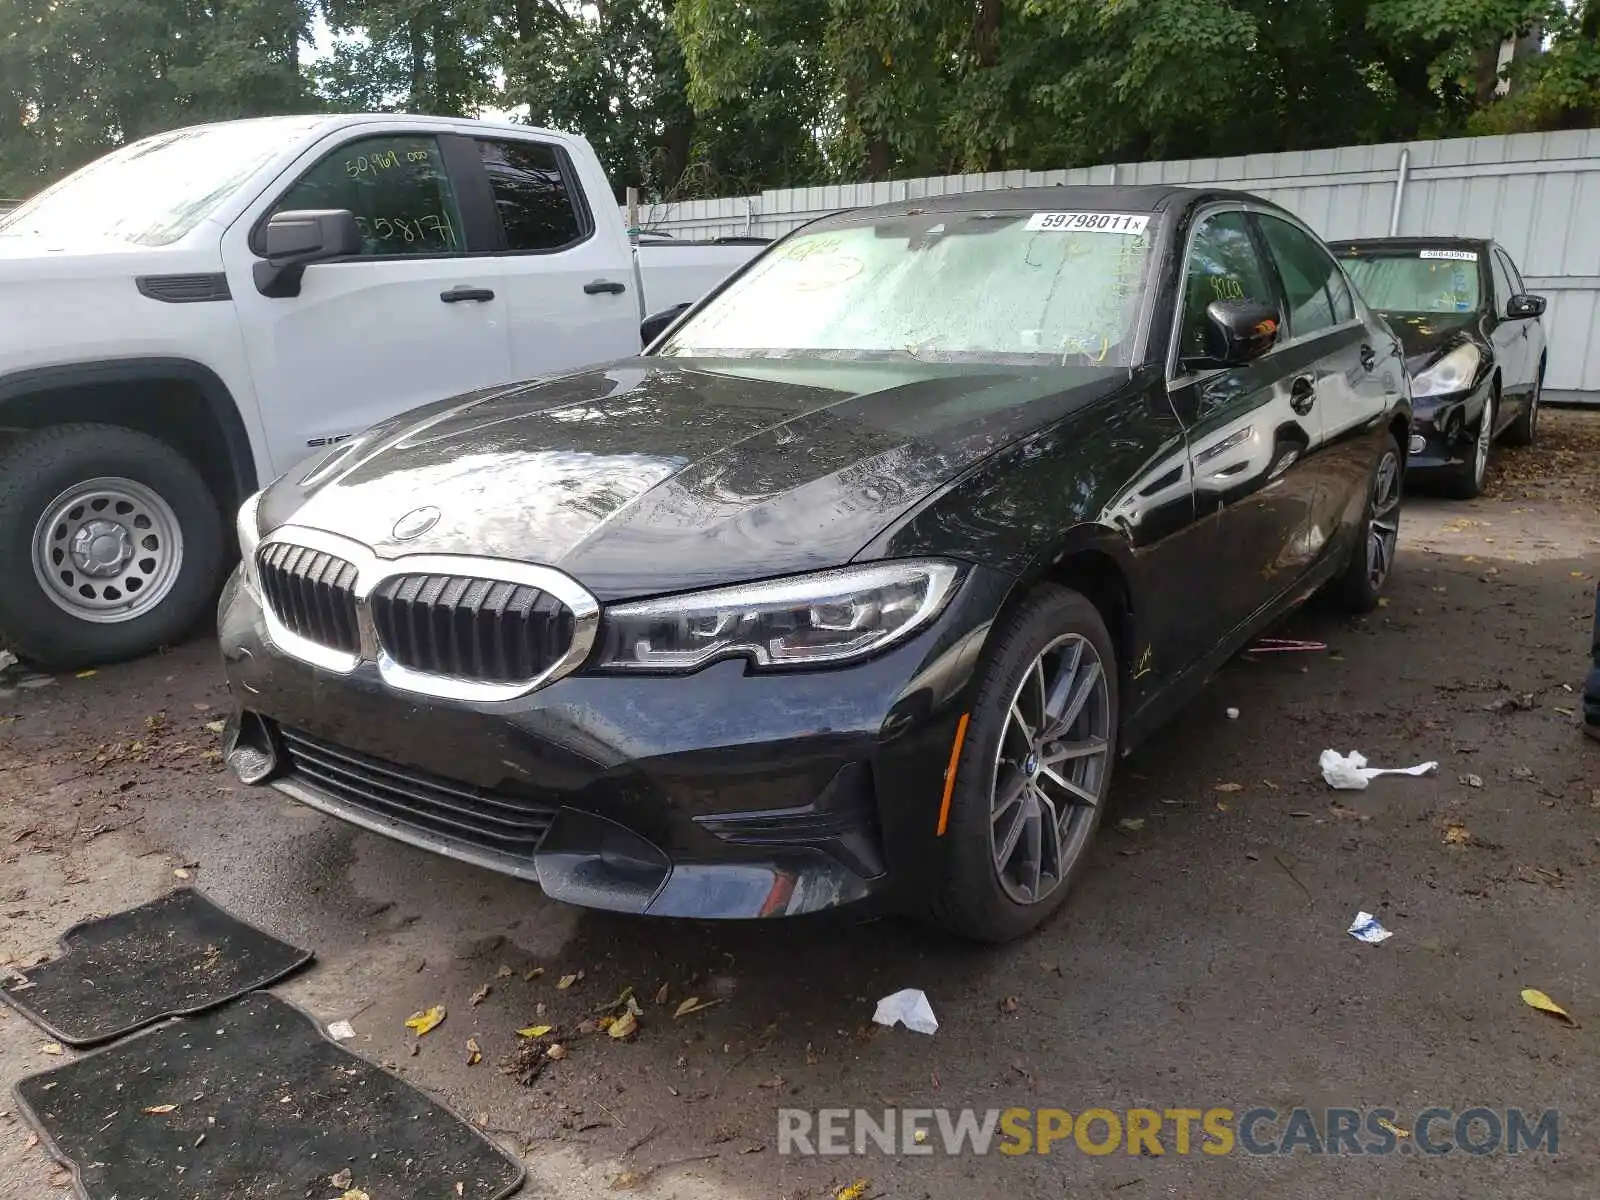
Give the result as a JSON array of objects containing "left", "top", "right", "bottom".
[
  {"left": 1333, "top": 236, "right": 1494, "bottom": 252},
  {"left": 813, "top": 184, "right": 1274, "bottom": 224}
]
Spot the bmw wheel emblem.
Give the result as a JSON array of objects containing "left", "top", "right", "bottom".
[{"left": 392, "top": 505, "right": 441, "bottom": 541}]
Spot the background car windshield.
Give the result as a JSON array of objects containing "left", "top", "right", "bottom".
[
  {"left": 0, "top": 120, "right": 320, "bottom": 247},
  {"left": 659, "top": 214, "right": 1153, "bottom": 364},
  {"left": 1341, "top": 252, "right": 1482, "bottom": 314}
]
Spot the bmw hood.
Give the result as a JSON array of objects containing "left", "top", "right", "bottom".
[{"left": 258, "top": 357, "right": 1128, "bottom": 600}]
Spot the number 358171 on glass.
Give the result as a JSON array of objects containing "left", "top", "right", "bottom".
[{"left": 1025, "top": 212, "right": 1150, "bottom": 235}]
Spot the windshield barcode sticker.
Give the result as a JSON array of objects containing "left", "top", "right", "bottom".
[
  {"left": 1026, "top": 212, "right": 1149, "bottom": 235},
  {"left": 1419, "top": 249, "right": 1478, "bottom": 261}
]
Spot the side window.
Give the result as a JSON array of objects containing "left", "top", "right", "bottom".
[
  {"left": 1179, "top": 211, "right": 1278, "bottom": 363},
  {"left": 1496, "top": 248, "right": 1526, "bottom": 297},
  {"left": 477, "top": 139, "right": 586, "bottom": 252},
  {"left": 1255, "top": 214, "right": 1339, "bottom": 337},
  {"left": 1487, "top": 250, "right": 1514, "bottom": 315},
  {"left": 266, "top": 135, "right": 465, "bottom": 258},
  {"left": 1329, "top": 263, "right": 1356, "bottom": 322}
]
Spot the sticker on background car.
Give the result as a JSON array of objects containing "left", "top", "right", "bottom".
[{"left": 1419, "top": 249, "right": 1478, "bottom": 261}]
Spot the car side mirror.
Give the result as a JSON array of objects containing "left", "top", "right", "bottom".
[
  {"left": 254, "top": 209, "right": 362, "bottom": 299},
  {"left": 1203, "top": 300, "right": 1281, "bottom": 366},
  {"left": 640, "top": 302, "right": 693, "bottom": 348},
  {"left": 1506, "top": 293, "right": 1546, "bottom": 319}
]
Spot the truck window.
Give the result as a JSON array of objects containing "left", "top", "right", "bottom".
[
  {"left": 265, "top": 135, "right": 465, "bottom": 257},
  {"left": 477, "top": 139, "right": 587, "bottom": 253}
]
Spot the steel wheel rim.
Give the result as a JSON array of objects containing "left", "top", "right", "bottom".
[
  {"left": 31, "top": 477, "right": 184, "bottom": 624},
  {"left": 1474, "top": 395, "right": 1494, "bottom": 484},
  {"left": 988, "top": 632, "right": 1111, "bottom": 906},
  {"left": 1366, "top": 450, "right": 1402, "bottom": 590}
]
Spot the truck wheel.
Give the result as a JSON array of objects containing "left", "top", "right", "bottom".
[{"left": 0, "top": 424, "right": 225, "bottom": 670}]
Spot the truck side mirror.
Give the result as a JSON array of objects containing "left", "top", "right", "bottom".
[
  {"left": 641, "top": 302, "right": 692, "bottom": 349},
  {"left": 254, "top": 209, "right": 362, "bottom": 299}
]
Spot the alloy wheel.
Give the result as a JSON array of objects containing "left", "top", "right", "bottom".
[
  {"left": 1366, "top": 450, "right": 1402, "bottom": 591},
  {"left": 988, "top": 632, "right": 1111, "bottom": 905},
  {"left": 30, "top": 477, "right": 185, "bottom": 623},
  {"left": 1473, "top": 394, "right": 1494, "bottom": 488}
]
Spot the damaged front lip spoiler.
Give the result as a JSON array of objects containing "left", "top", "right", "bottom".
[{"left": 223, "top": 712, "right": 874, "bottom": 920}]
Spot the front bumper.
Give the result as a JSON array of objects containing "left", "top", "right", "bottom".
[
  {"left": 217, "top": 564, "right": 1006, "bottom": 921},
  {"left": 1403, "top": 378, "right": 1493, "bottom": 473}
]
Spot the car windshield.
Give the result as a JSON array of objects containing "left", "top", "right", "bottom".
[
  {"left": 0, "top": 120, "right": 322, "bottom": 248},
  {"left": 658, "top": 210, "right": 1156, "bottom": 366},
  {"left": 1339, "top": 250, "right": 1482, "bottom": 315}
]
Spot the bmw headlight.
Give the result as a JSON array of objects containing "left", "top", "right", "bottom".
[
  {"left": 597, "top": 560, "right": 963, "bottom": 672},
  {"left": 1412, "top": 344, "right": 1481, "bottom": 398},
  {"left": 236, "top": 490, "right": 264, "bottom": 596}
]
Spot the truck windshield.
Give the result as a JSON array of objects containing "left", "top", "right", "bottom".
[
  {"left": 1339, "top": 251, "right": 1483, "bottom": 315},
  {"left": 0, "top": 119, "right": 324, "bottom": 248},
  {"left": 658, "top": 211, "right": 1155, "bottom": 366}
]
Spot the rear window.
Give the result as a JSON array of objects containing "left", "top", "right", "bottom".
[{"left": 1339, "top": 250, "right": 1482, "bottom": 315}]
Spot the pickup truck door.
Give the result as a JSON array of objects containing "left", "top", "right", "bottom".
[
  {"left": 219, "top": 128, "right": 515, "bottom": 476},
  {"left": 449, "top": 132, "right": 642, "bottom": 382}
]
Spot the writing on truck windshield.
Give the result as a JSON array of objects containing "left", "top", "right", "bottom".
[{"left": 659, "top": 212, "right": 1155, "bottom": 366}]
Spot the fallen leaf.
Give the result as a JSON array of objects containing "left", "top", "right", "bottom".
[
  {"left": 1115, "top": 817, "right": 1145, "bottom": 833},
  {"left": 1443, "top": 825, "right": 1470, "bottom": 846},
  {"left": 1216, "top": 801, "right": 1230, "bottom": 812},
  {"left": 837, "top": 1181, "right": 871, "bottom": 1200},
  {"left": 405, "top": 1005, "right": 446, "bottom": 1036},
  {"left": 1376, "top": 597, "right": 1389, "bottom": 608},
  {"left": 142, "top": 1104, "right": 177, "bottom": 1114},
  {"left": 557, "top": 974, "right": 578, "bottom": 990},
  {"left": 998, "top": 995, "right": 1019, "bottom": 1014},
  {"left": 329, "top": 1169, "right": 353, "bottom": 1189},
  {"left": 609, "top": 1010, "right": 639, "bottom": 1040},
  {"left": 75, "top": 669, "right": 96, "bottom": 678},
  {"left": 40, "top": 1043, "right": 62, "bottom": 1056},
  {"left": 654, "top": 982, "right": 670, "bottom": 1005},
  {"left": 1521, "top": 988, "right": 1579, "bottom": 1028},
  {"left": 204, "top": 720, "right": 225, "bottom": 734},
  {"left": 547, "top": 1043, "right": 568, "bottom": 1060},
  {"left": 523, "top": 967, "right": 544, "bottom": 980},
  {"left": 517, "top": 1024, "right": 553, "bottom": 1039},
  {"left": 173, "top": 868, "right": 190, "bottom": 880},
  {"left": 342, "top": 1191, "right": 371, "bottom": 1200},
  {"left": 1461, "top": 774, "right": 1484, "bottom": 789},
  {"left": 469, "top": 983, "right": 491, "bottom": 1007},
  {"left": 1376, "top": 1117, "right": 1410, "bottom": 1139},
  {"left": 496, "top": 964, "right": 513, "bottom": 979},
  {"left": 674, "top": 997, "right": 721, "bottom": 1018},
  {"left": 1214, "top": 782, "right": 1243, "bottom": 793},
  {"left": 466, "top": 1037, "right": 482, "bottom": 1066}
]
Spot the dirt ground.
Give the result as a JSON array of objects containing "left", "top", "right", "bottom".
[{"left": 2, "top": 410, "right": 1597, "bottom": 1200}]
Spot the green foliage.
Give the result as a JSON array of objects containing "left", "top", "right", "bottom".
[{"left": 3, "top": 0, "right": 1599, "bottom": 204}]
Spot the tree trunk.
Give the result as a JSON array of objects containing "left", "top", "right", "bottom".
[{"left": 409, "top": 19, "right": 431, "bottom": 112}]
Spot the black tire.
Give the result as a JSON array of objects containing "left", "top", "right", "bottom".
[
  {"left": 926, "top": 584, "right": 1119, "bottom": 943},
  {"left": 0, "top": 424, "right": 225, "bottom": 670},
  {"left": 1330, "top": 431, "right": 1404, "bottom": 614},
  {"left": 1503, "top": 360, "right": 1543, "bottom": 447},
  {"left": 1445, "top": 388, "right": 1495, "bottom": 500}
]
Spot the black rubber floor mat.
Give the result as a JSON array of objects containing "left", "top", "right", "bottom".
[
  {"left": 14, "top": 990, "right": 525, "bottom": 1200},
  {"left": 0, "top": 888, "right": 312, "bottom": 1046}
]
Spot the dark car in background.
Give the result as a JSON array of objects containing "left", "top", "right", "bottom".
[
  {"left": 221, "top": 186, "right": 1410, "bottom": 943},
  {"left": 1333, "top": 237, "right": 1548, "bottom": 498}
]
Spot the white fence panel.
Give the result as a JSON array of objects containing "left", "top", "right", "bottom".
[{"left": 630, "top": 129, "right": 1600, "bottom": 398}]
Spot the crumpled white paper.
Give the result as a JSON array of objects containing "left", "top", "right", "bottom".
[
  {"left": 326, "top": 1020, "right": 357, "bottom": 1041},
  {"left": 1319, "top": 749, "right": 1438, "bottom": 791},
  {"left": 1347, "top": 911, "right": 1394, "bottom": 944},
  {"left": 873, "top": 988, "right": 938, "bottom": 1035}
]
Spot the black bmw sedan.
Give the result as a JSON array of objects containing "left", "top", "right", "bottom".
[
  {"left": 1333, "top": 237, "right": 1548, "bottom": 498},
  {"left": 221, "top": 186, "right": 1411, "bottom": 942}
]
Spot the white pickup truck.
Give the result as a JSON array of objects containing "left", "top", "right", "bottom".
[{"left": 0, "top": 114, "right": 766, "bottom": 669}]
